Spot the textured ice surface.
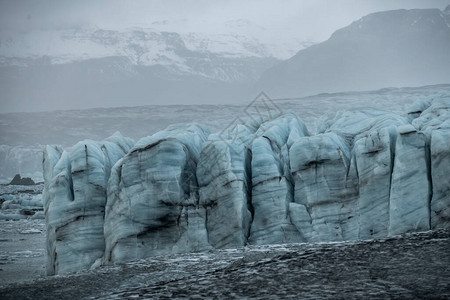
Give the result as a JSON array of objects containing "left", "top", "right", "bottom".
[
  {"left": 411, "top": 97, "right": 450, "bottom": 229},
  {"left": 389, "top": 125, "right": 430, "bottom": 235},
  {"left": 197, "top": 124, "right": 255, "bottom": 249},
  {"left": 103, "top": 124, "right": 210, "bottom": 263},
  {"left": 430, "top": 129, "right": 450, "bottom": 228},
  {"left": 43, "top": 132, "right": 134, "bottom": 275},
  {"left": 290, "top": 132, "right": 358, "bottom": 242},
  {"left": 353, "top": 126, "right": 399, "bottom": 239},
  {"left": 317, "top": 109, "right": 407, "bottom": 147},
  {"left": 249, "top": 113, "right": 309, "bottom": 244},
  {"left": 43, "top": 97, "right": 450, "bottom": 274}
]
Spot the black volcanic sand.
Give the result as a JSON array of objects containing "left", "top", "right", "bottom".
[
  {"left": 1, "top": 230, "right": 449, "bottom": 299},
  {"left": 0, "top": 219, "right": 46, "bottom": 286}
]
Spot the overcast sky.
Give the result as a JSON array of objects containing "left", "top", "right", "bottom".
[{"left": 1, "top": 0, "right": 448, "bottom": 42}]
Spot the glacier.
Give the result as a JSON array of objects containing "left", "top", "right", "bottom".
[
  {"left": 249, "top": 113, "right": 309, "bottom": 244},
  {"left": 43, "top": 97, "right": 450, "bottom": 275},
  {"left": 43, "top": 132, "right": 134, "bottom": 275},
  {"left": 103, "top": 124, "right": 210, "bottom": 263}
]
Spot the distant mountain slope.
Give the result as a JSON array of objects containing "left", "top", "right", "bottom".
[
  {"left": 0, "top": 23, "right": 315, "bottom": 112},
  {"left": 256, "top": 7, "right": 450, "bottom": 98},
  {"left": 1, "top": 27, "right": 297, "bottom": 112},
  {"left": 0, "top": 29, "right": 284, "bottom": 81},
  {"left": 0, "top": 55, "right": 274, "bottom": 112}
]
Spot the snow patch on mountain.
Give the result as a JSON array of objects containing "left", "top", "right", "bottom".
[{"left": 0, "top": 24, "right": 312, "bottom": 67}]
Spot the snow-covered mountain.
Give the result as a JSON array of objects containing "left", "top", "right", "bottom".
[
  {"left": 0, "top": 23, "right": 313, "bottom": 112},
  {"left": 0, "top": 26, "right": 310, "bottom": 65},
  {"left": 0, "top": 24, "right": 314, "bottom": 82},
  {"left": 257, "top": 7, "right": 450, "bottom": 98}
]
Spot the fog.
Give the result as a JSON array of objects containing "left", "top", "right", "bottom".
[
  {"left": 0, "top": 0, "right": 449, "bottom": 113},
  {"left": 1, "top": 0, "right": 448, "bottom": 42}
]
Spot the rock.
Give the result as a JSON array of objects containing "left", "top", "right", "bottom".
[
  {"left": 19, "top": 209, "right": 35, "bottom": 216},
  {"left": 9, "top": 174, "right": 35, "bottom": 186}
]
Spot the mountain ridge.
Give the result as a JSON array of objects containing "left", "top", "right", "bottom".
[
  {"left": 256, "top": 7, "right": 450, "bottom": 98},
  {"left": 1, "top": 24, "right": 303, "bottom": 112}
]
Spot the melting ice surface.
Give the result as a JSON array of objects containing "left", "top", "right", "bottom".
[{"left": 42, "top": 95, "right": 450, "bottom": 275}]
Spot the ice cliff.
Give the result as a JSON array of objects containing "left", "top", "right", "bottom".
[
  {"left": 43, "top": 132, "right": 134, "bottom": 275},
  {"left": 103, "top": 124, "right": 210, "bottom": 263},
  {"left": 43, "top": 97, "right": 450, "bottom": 275}
]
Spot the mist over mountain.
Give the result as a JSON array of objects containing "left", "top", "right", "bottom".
[
  {"left": 2, "top": 6, "right": 449, "bottom": 112},
  {"left": 0, "top": 24, "right": 312, "bottom": 112},
  {"left": 256, "top": 7, "right": 450, "bottom": 98}
]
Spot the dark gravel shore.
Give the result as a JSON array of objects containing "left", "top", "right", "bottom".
[{"left": 1, "top": 230, "right": 449, "bottom": 299}]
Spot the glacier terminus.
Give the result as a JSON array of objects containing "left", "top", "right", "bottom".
[{"left": 42, "top": 96, "right": 450, "bottom": 275}]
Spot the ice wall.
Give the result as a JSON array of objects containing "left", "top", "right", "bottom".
[
  {"left": 249, "top": 113, "right": 309, "bottom": 244},
  {"left": 43, "top": 132, "right": 134, "bottom": 275},
  {"left": 43, "top": 97, "right": 450, "bottom": 275},
  {"left": 103, "top": 124, "right": 210, "bottom": 263},
  {"left": 411, "top": 97, "right": 450, "bottom": 229},
  {"left": 197, "top": 124, "right": 255, "bottom": 249}
]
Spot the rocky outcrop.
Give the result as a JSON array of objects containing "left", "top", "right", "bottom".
[
  {"left": 43, "top": 97, "right": 450, "bottom": 275},
  {"left": 9, "top": 174, "right": 35, "bottom": 186}
]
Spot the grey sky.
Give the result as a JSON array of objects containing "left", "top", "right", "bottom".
[{"left": 1, "top": 0, "right": 448, "bottom": 42}]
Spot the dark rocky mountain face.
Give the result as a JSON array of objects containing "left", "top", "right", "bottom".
[
  {"left": 9, "top": 174, "right": 35, "bottom": 186},
  {"left": 256, "top": 8, "right": 450, "bottom": 98}
]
